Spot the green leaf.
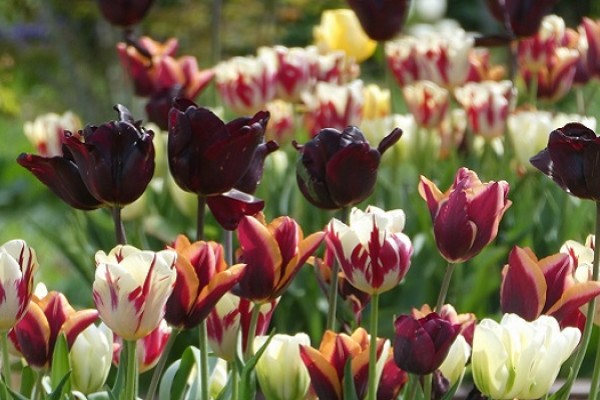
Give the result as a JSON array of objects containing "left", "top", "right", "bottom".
[
  {"left": 50, "top": 333, "right": 71, "bottom": 395},
  {"left": 170, "top": 346, "right": 201, "bottom": 400},
  {"left": 87, "top": 392, "right": 112, "bottom": 400},
  {"left": 440, "top": 376, "right": 463, "bottom": 400},
  {"left": 238, "top": 329, "right": 276, "bottom": 400},
  {"left": 110, "top": 338, "right": 128, "bottom": 399},
  {"left": 19, "top": 366, "right": 36, "bottom": 398},
  {"left": 548, "top": 368, "right": 574, "bottom": 400},
  {"left": 159, "top": 360, "right": 181, "bottom": 400},
  {"left": 46, "top": 372, "right": 72, "bottom": 400},
  {"left": 342, "top": 358, "right": 359, "bottom": 400}
]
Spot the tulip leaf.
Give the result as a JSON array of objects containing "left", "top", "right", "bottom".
[
  {"left": 110, "top": 338, "right": 128, "bottom": 399},
  {"left": 159, "top": 359, "right": 181, "bottom": 400},
  {"left": 19, "top": 366, "right": 35, "bottom": 397},
  {"left": 170, "top": 345, "right": 202, "bottom": 400},
  {"left": 239, "top": 329, "right": 276, "bottom": 400},
  {"left": 342, "top": 358, "right": 359, "bottom": 400},
  {"left": 46, "top": 372, "right": 71, "bottom": 400},
  {"left": 1, "top": 383, "right": 28, "bottom": 400},
  {"left": 440, "top": 377, "right": 462, "bottom": 400},
  {"left": 87, "top": 392, "right": 112, "bottom": 400},
  {"left": 50, "top": 333, "right": 71, "bottom": 395},
  {"left": 548, "top": 368, "right": 574, "bottom": 400}
]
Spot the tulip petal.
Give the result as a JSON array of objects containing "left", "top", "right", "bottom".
[
  {"left": 433, "top": 190, "right": 477, "bottom": 263},
  {"left": 546, "top": 281, "right": 600, "bottom": 322},
  {"left": 14, "top": 301, "right": 51, "bottom": 368},
  {"left": 164, "top": 256, "right": 200, "bottom": 327},
  {"left": 467, "top": 181, "right": 511, "bottom": 253},
  {"left": 539, "top": 253, "right": 572, "bottom": 313},
  {"left": 61, "top": 309, "right": 100, "bottom": 348},
  {"left": 417, "top": 176, "right": 445, "bottom": 220},
  {"left": 299, "top": 345, "right": 343, "bottom": 400}
]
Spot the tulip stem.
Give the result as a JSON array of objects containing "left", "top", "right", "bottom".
[
  {"left": 423, "top": 373, "right": 432, "bottom": 400},
  {"left": 230, "top": 361, "right": 239, "bottom": 400},
  {"left": 559, "top": 201, "right": 600, "bottom": 399},
  {"left": 197, "top": 195, "right": 206, "bottom": 241},
  {"left": 0, "top": 331, "right": 11, "bottom": 391},
  {"left": 326, "top": 207, "right": 350, "bottom": 331},
  {"left": 528, "top": 71, "right": 538, "bottom": 109},
  {"left": 199, "top": 320, "right": 210, "bottom": 400},
  {"left": 224, "top": 229, "right": 233, "bottom": 265},
  {"left": 112, "top": 206, "right": 127, "bottom": 245},
  {"left": 146, "top": 328, "right": 180, "bottom": 400},
  {"left": 123, "top": 340, "right": 138, "bottom": 400},
  {"left": 435, "top": 262, "right": 456, "bottom": 312},
  {"left": 367, "top": 293, "right": 380, "bottom": 400},
  {"left": 244, "top": 305, "right": 261, "bottom": 361}
]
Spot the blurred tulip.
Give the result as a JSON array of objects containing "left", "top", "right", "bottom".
[
  {"left": 454, "top": 80, "right": 516, "bottom": 139},
  {"left": 113, "top": 319, "right": 171, "bottom": 373},
  {"left": 517, "top": 15, "right": 568, "bottom": 73},
  {"left": 472, "top": 314, "right": 580, "bottom": 399},
  {"left": 403, "top": 81, "right": 449, "bottom": 129},
  {"left": 294, "top": 125, "right": 402, "bottom": 210},
  {"left": 438, "top": 109, "right": 467, "bottom": 159},
  {"left": 93, "top": 245, "right": 177, "bottom": 341},
  {"left": 23, "top": 111, "right": 81, "bottom": 157},
  {"left": 259, "top": 46, "right": 316, "bottom": 102},
  {"left": 362, "top": 84, "right": 391, "bottom": 120},
  {"left": 254, "top": 333, "right": 311, "bottom": 400},
  {"left": 393, "top": 312, "right": 460, "bottom": 375},
  {"left": 385, "top": 37, "right": 420, "bottom": 87},
  {"left": 327, "top": 205, "right": 413, "bottom": 294},
  {"left": 418, "top": 167, "right": 511, "bottom": 263},
  {"left": 522, "top": 47, "right": 578, "bottom": 102},
  {"left": 312, "top": 47, "right": 361, "bottom": 85},
  {"left": 314, "top": 9, "right": 377, "bottom": 63},
  {"left": 97, "top": 0, "right": 154, "bottom": 27},
  {"left": 346, "top": 0, "right": 411, "bottom": 41},
  {"left": 165, "top": 235, "right": 245, "bottom": 329},
  {"left": 485, "top": 0, "right": 558, "bottom": 38},
  {"left": 168, "top": 98, "right": 268, "bottom": 196},
  {"left": 0, "top": 240, "right": 38, "bottom": 331},
  {"left": 466, "top": 49, "right": 505, "bottom": 83},
  {"left": 438, "top": 335, "right": 470, "bottom": 385},
  {"left": 531, "top": 123, "right": 600, "bottom": 201},
  {"left": 11, "top": 291, "right": 98, "bottom": 369},
  {"left": 234, "top": 215, "right": 324, "bottom": 303},
  {"left": 264, "top": 100, "right": 295, "bottom": 144},
  {"left": 507, "top": 110, "right": 554, "bottom": 173},
  {"left": 301, "top": 80, "right": 364, "bottom": 135},
  {"left": 299, "top": 328, "right": 389, "bottom": 400},
  {"left": 18, "top": 105, "right": 155, "bottom": 210},
  {"left": 70, "top": 323, "right": 113, "bottom": 394},
  {"left": 580, "top": 18, "right": 600, "bottom": 80},
  {"left": 215, "top": 55, "right": 277, "bottom": 114},
  {"left": 206, "top": 292, "right": 277, "bottom": 362}
]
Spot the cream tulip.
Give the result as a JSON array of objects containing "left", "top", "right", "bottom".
[
  {"left": 70, "top": 323, "right": 113, "bottom": 394},
  {"left": 438, "top": 334, "right": 470, "bottom": 385}
]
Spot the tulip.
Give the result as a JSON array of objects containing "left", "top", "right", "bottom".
[
  {"left": 377, "top": 348, "right": 408, "bottom": 400},
  {"left": 393, "top": 312, "right": 460, "bottom": 375},
  {"left": 362, "top": 84, "right": 391, "bottom": 121},
  {"left": 522, "top": 47, "right": 578, "bottom": 103},
  {"left": 97, "top": 0, "right": 154, "bottom": 27},
  {"left": 253, "top": 333, "right": 311, "bottom": 400},
  {"left": 0, "top": 240, "right": 38, "bottom": 331},
  {"left": 313, "top": 9, "right": 377, "bottom": 63},
  {"left": 23, "top": 111, "right": 82, "bottom": 157},
  {"left": 70, "top": 323, "right": 113, "bottom": 394},
  {"left": 413, "top": 304, "right": 477, "bottom": 346},
  {"left": 233, "top": 215, "right": 324, "bottom": 303},
  {"left": 264, "top": 100, "right": 295, "bottom": 144},
  {"left": 93, "top": 245, "right": 177, "bottom": 341},
  {"left": 206, "top": 190, "right": 266, "bottom": 231},
  {"left": 113, "top": 319, "right": 171, "bottom": 373},
  {"left": 258, "top": 46, "right": 316, "bottom": 102},
  {"left": 206, "top": 292, "right": 277, "bottom": 362},
  {"left": 438, "top": 335, "right": 471, "bottom": 385},
  {"left": 385, "top": 37, "right": 420, "bottom": 87},
  {"left": 165, "top": 235, "right": 245, "bottom": 329},
  {"left": 580, "top": 18, "right": 600, "bottom": 80},
  {"left": 472, "top": 314, "right": 580, "bottom": 399},
  {"left": 517, "top": 15, "right": 568, "bottom": 73},
  {"left": 530, "top": 123, "right": 600, "bottom": 201},
  {"left": 418, "top": 167, "right": 511, "bottom": 263},
  {"left": 402, "top": 81, "right": 449, "bottom": 129},
  {"left": 466, "top": 49, "right": 506, "bottom": 83},
  {"left": 485, "top": 0, "right": 558, "bottom": 38},
  {"left": 18, "top": 104, "right": 155, "bottom": 209},
  {"left": 312, "top": 47, "right": 361, "bottom": 85},
  {"left": 346, "top": 0, "right": 411, "bottom": 41},
  {"left": 294, "top": 125, "right": 402, "bottom": 210},
  {"left": 327, "top": 206, "right": 413, "bottom": 294},
  {"left": 168, "top": 98, "right": 268, "bottom": 196},
  {"left": 11, "top": 291, "right": 98, "bottom": 369},
  {"left": 299, "top": 328, "right": 390, "bottom": 400}
]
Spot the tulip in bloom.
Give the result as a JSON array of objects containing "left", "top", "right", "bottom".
[
  {"left": 580, "top": 17, "right": 600, "bottom": 80},
  {"left": 97, "top": 0, "right": 154, "bottom": 27},
  {"left": 294, "top": 125, "right": 402, "bottom": 210},
  {"left": 165, "top": 235, "right": 245, "bottom": 329},
  {"left": 327, "top": 206, "right": 413, "bottom": 294},
  {"left": 23, "top": 111, "right": 82, "bottom": 157},
  {"left": 264, "top": 100, "right": 295, "bottom": 144},
  {"left": 93, "top": 245, "right": 177, "bottom": 341},
  {"left": 234, "top": 215, "right": 324, "bottom": 303},
  {"left": 11, "top": 291, "right": 98, "bottom": 369},
  {"left": 346, "top": 0, "right": 411, "bottom": 41},
  {"left": 258, "top": 46, "right": 316, "bottom": 102},
  {"left": 254, "top": 333, "right": 311, "bottom": 400},
  {"left": 113, "top": 319, "right": 171, "bottom": 373},
  {"left": 313, "top": 9, "right": 377, "bottom": 63},
  {"left": 403, "top": 81, "right": 449, "bottom": 129},
  {"left": 168, "top": 98, "right": 268, "bottom": 196},
  {"left": 0, "top": 240, "right": 38, "bottom": 331},
  {"left": 413, "top": 303, "right": 477, "bottom": 346},
  {"left": 522, "top": 47, "right": 578, "bottom": 103},
  {"left": 362, "top": 84, "right": 391, "bottom": 121},
  {"left": 531, "top": 123, "right": 600, "bottom": 201},
  {"left": 18, "top": 105, "right": 155, "bottom": 210},
  {"left": 393, "top": 312, "right": 460, "bottom": 375},
  {"left": 299, "top": 327, "right": 390, "bottom": 400},
  {"left": 419, "top": 167, "right": 511, "bottom": 263},
  {"left": 486, "top": 0, "right": 558, "bottom": 38},
  {"left": 472, "top": 314, "right": 580, "bottom": 399},
  {"left": 70, "top": 323, "right": 113, "bottom": 394}
]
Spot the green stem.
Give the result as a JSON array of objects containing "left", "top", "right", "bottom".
[
  {"left": 435, "top": 262, "right": 457, "bottom": 312},
  {"left": 326, "top": 207, "right": 350, "bottom": 331},
  {"left": 592, "top": 345, "right": 600, "bottom": 400},
  {"left": 423, "top": 373, "right": 432, "bottom": 400},
  {"left": 146, "top": 328, "right": 180, "bottom": 400},
  {"left": 1, "top": 331, "right": 11, "bottom": 391},
  {"left": 123, "top": 340, "right": 138, "bottom": 400},
  {"left": 224, "top": 229, "right": 233, "bottom": 265},
  {"left": 197, "top": 195, "right": 206, "bottom": 241},
  {"left": 367, "top": 293, "right": 380, "bottom": 400},
  {"left": 199, "top": 320, "right": 210, "bottom": 400},
  {"left": 244, "top": 304, "right": 262, "bottom": 361},
  {"left": 559, "top": 201, "right": 600, "bottom": 399},
  {"left": 576, "top": 87, "right": 586, "bottom": 115},
  {"left": 230, "top": 361, "right": 239, "bottom": 400},
  {"left": 112, "top": 206, "right": 127, "bottom": 245},
  {"left": 32, "top": 370, "right": 43, "bottom": 400},
  {"left": 528, "top": 70, "right": 538, "bottom": 109},
  {"left": 406, "top": 373, "right": 418, "bottom": 400}
]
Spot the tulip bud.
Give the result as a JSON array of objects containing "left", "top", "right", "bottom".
[
  {"left": 70, "top": 323, "right": 113, "bottom": 394},
  {"left": 346, "top": 0, "right": 411, "bottom": 41},
  {"left": 485, "top": 0, "right": 558, "bottom": 38},
  {"left": 97, "top": 0, "right": 154, "bottom": 27}
]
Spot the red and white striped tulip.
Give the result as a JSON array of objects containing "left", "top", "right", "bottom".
[
  {"left": 402, "top": 81, "right": 449, "bottom": 129},
  {"left": 93, "top": 245, "right": 177, "bottom": 341},
  {"left": 113, "top": 318, "right": 172, "bottom": 373},
  {"left": 23, "top": 111, "right": 82, "bottom": 157}
]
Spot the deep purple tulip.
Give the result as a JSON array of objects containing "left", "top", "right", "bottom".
[
  {"left": 294, "top": 126, "right": 402, "bottom": 210},
  {"left": 145, "top": 86, "right": 181, "bottom": 131},
  {"left": 393, "top": 313, "right": 460, "bottom": 375},
  {"left": 346, "top": 0, "right": 411, "bottom": 41},
  {"left": 18, "top": 105, "right": 155, "bottom": 209},
  {"left": 486, "top": 0, "right": 557, "bottom": 38},
  {"left": 206, "top": 189, "right": 265, "bottom": 231},
  {"left": 168, "top": 98, "right": 269, "bottom": 196},
  {"left": 97, "top": 0, "right": 154, "bottom": 27},
  {"left": 530, "top": 123, "right": 600, "bottom": 201}
]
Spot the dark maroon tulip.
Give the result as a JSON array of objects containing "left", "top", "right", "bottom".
[
  {"left": 97, "top": 0, "right": 154, "bottom": 27},
  {"left": 206, "top": 189, "right": 265, "bottom": 231},
  {"left": 235, "top": 140, "right": 279, "bottom": 195},
  {"left": 18, "top": 105, "right": 154, "bottom": 209},
  {"left": 347, "top": 0, "right": 411, "bottom": 41},
  {"left": 393, "top": 313, "right": 460, "bottom": 375},
  {"left": 294, "top": 126, "right": 402, "bottom": 210},
  {"left": 168, "top": 98, "right": 269, "bottom": 196},
  {"left": 145, "top": 86, "right": 182, "bottom": 131},
  {"left": 486, "top": 0, "right": 557, "bottom": 38},
  {"left": 530, "top": 123, "right": 600, "bottom": 201}
]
